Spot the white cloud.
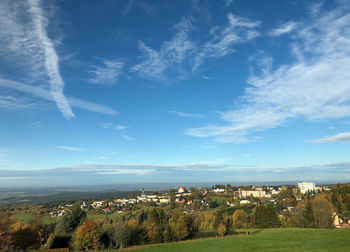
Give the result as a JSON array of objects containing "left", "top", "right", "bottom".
[
  {"left": 168, "top": 110, "right": 205, "bottom": 119},
  {"left": 121, "top": 134, "right": 135, "bottom": 141},
  {"left": 89, "top": 59, "right": 124, "bottom": 85},
  {"left": 131, "top": 17, "right": 194, "bottom": 81},
  {"left": 192, "top": 13, "right": 260, "bottom": 71},
  {"left": 186, "top": 5, "right": 350, "bottom": 143},
  {"left": 100, "top": 122, "right": 128, "bottom": 130},
  {"left": 311, "top": 132, "right": 350, "bottom": 143},
  {"left": 56, "top": 145, "right": 85, "bottom": 151},
  {"left": 122, "top": 0, "right": 134, "bottom": 15},
  {"left": 270, "top": 21, "right": 298, "bottom": 37},
  {"left": 0, "top": 0, "right": 74, "bottom": 119},
  {"left": 0, "top": 177, "right": 29, "bottom": 180},
  {"left": 224, "top": 0, "right": 234, "bottom": 7},
  {"left": 132, "top": 13, "right": 260, "bottom": 81},
  {"left": 0, "top": 78, "right": 118, "bottom": 115},
  {"left": 0, "top": 95, "right": 40, "bottom": 110}
]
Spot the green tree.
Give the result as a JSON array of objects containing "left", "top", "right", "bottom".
[
  {"left": 55, "top": 203, "right": 86, "bottom": 234},
  {"left": 169, "top": 212, "right": 189, "bottom": 241},
  {"left": 303, "top": 199, "right": 315, "bottom": 228},
  {"left": 110, "top": 222, "right": 132, "bottom": 249},
  {"left": 254, "top": 203, "right": 279, "bottom": 228}
]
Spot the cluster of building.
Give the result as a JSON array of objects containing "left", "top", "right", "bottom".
[{"left": 50, "top": 182, "right": 333, "bottom": 218}]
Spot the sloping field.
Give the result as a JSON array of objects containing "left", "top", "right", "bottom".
[{"left": 121, "top": 228, "right": 350, "bottom": 252}]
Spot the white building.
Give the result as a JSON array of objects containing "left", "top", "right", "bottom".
[
  {"left": 298, "top": 182, "right": 315, "bottom": 194},
  {"left": 213, "top": 188, "right": 225, "bottom": 193}
]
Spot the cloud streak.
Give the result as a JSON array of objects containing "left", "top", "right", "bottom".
[
  {"left": 269, "top": 21, "right": 298, "bottom": 37},
  {"left": 100, "top": 122, "right": 128, "bottom": 130},
  {"left": 0, "top": 0, "right": 74, "bottom": 119},
  {"left": 132, "top": 13, "right": 260, "bottom": 81},
  {"left": 27, "top": 0, "right": 74, "bottom": 119},
  {"left": 0, "top": 78, "right": 118, "bottom": 115},
  {"left": 168, "top": 110, "right": 205, "bottom": 119},
  {"left": 311, "top": 132, "right": 350, "bottom": 143},
  {"left": 89, "top": 59, "right": 124, "bottom": 85},
  {"left": 131, "top": 17, "right": 194, "bottom": 82},
  {"left": 187, "top": 5, "right": 350, "bottom": 143},
  {"left": 55, "top": 145, "right": 85, "bottom": 151},
  {"left": 193, "top": 13, "right": 260, "bottom": 72}
]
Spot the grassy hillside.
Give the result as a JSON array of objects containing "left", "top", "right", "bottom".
[{"left": 117, "top": 228, "right": 350, "bottom": 252}]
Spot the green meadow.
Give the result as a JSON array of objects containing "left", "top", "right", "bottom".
[{"left": 118, "top": 228, "right": 350, "bottom": 252}]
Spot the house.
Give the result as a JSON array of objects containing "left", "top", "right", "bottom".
[{"left": 178, "top": 187, "right": 185, "bottom": 193}]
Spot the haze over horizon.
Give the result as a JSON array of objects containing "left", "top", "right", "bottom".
[{"left": 1, "top": 0, "right": 350, "bottom": 187}]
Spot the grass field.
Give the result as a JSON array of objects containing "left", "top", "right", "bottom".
[
  {"left": 15, "top": 213, "right": 114, "bottom": 224},
  {"left": 16, "top": 214, "right": 58, "bottom": 224},
  {"left": 116, "top": 228, "right": 350, "bottom": 252}
]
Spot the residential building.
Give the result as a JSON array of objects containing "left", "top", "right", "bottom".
[{"left": 298, "top": 182, "right": 315, "bottom": 194}]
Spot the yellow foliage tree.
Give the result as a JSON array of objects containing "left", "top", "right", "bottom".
[
  {"left": 72, "top": 219, "right": 100, "bottom": 251},
  {"left": 232, "top": 209, "right": 249, "bottom": 229}
]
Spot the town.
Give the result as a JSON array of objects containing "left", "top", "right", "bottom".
[{"left": 47, "top": 182, "right": 347, "bottom": 228}]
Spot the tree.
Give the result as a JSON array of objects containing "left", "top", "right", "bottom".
[
  {"left": 313, "top": 197, "right": 333, "bottom": 228},
  {"left": 169, "top": 212, "right": 189, "bottom": 241},
  {"left": 0, "top": 212, "right": 14, "bottom": 252},
  {"left": 254, "top": 203, "right": 279, "bottom": 228},
  {"left": 110, "top": 222, "right": 132, "bottom": 249},
  {"left": 217, "top": 223, "right": 227, "bottom": 237},
  {"left": 46, "top": 233, "right": 72, "bottom": 249},
  {"left": 303, "top": 199, "right": 315, "bottom": 228},
  {"left": 232, "top": 209, "right": 249, "bottom": 229},
  {"left": 72, "top": 219, "right": 100, "bottom": 251},
  {"left": 11, "top": 223, "right": 41, "bottom": 251},
  {"left": 55, "top": 203, "right": 86, "bottom": 234}
]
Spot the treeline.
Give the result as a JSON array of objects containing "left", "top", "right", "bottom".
[{"left": 2, "top": 186, "right": 349, "bottom": 251}]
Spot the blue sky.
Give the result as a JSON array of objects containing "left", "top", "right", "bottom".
[{"left": 1, "top": 0, "right": 350, "bottom": 187}]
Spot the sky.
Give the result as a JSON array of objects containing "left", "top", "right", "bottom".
[{"left": 1, "top": 0, "right": 350, "bottom": 187}]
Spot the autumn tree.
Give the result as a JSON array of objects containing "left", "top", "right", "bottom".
[
  {"left": 72, "top": 219, "right": 100, "bottom": 251},
  {"left": 11, "top": 223, "right": 41, "bottom": 251},
  {"left": 217, "top": 223, "right": 227, "bottom": 237},
  {"left": 232, "top": 209, "right": 249, "bottom": 229},
  {"left": 313, "top": 197, "right": 333, "bottom": 228},
  {"left": 169, "top": 211, "right": 189, "bottom": 241}
]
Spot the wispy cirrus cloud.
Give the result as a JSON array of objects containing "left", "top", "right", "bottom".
[
  {"left": 311, "top": 132, "right": 350, "bottom": 143},
  {"left": 0, "top": 95, "right": 40, "bottom": 110},
  {"left": 100, "top": 122, "right": 128, "bottom": 131},
  {"left": 0, "top": 78, "right": 118, "bottom": 115},
  {"left": 168, "top": 110, "right": 205, "bottom": 119},
  {"left": 121, "top": 134, "right": 135, "bottom": 141},
  {"left": 89, "top": 59, "right": 124, "bottom": 85},
  {"left": 0, "top": 0, "right": 73, "bottom": 118},
  {"left": 0, "top": 1, "right": 116, "bottom": 119},
  {"left": 186, "top": 4, "right": 350, "bottom": 143},
  {"left": 2, "top": 161, "right": 350, "bottom": 187},
  {"left": 224, "top": 0, "right": 234, "bottom": 8},
  {"left": 192, "top": 13, "right": 260, "bottom": 72},
  {"left": 55, "top": 145, "right": 85, "bottom": 151},
  {"left": 269, "top": 21, "right": 298, "bottom": 37},
  {"left": 131, "top": 17, "right": 194, "bottom": 82},
  {"left": 132, "top": 13, "right": 260, "bottom": 82}
]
